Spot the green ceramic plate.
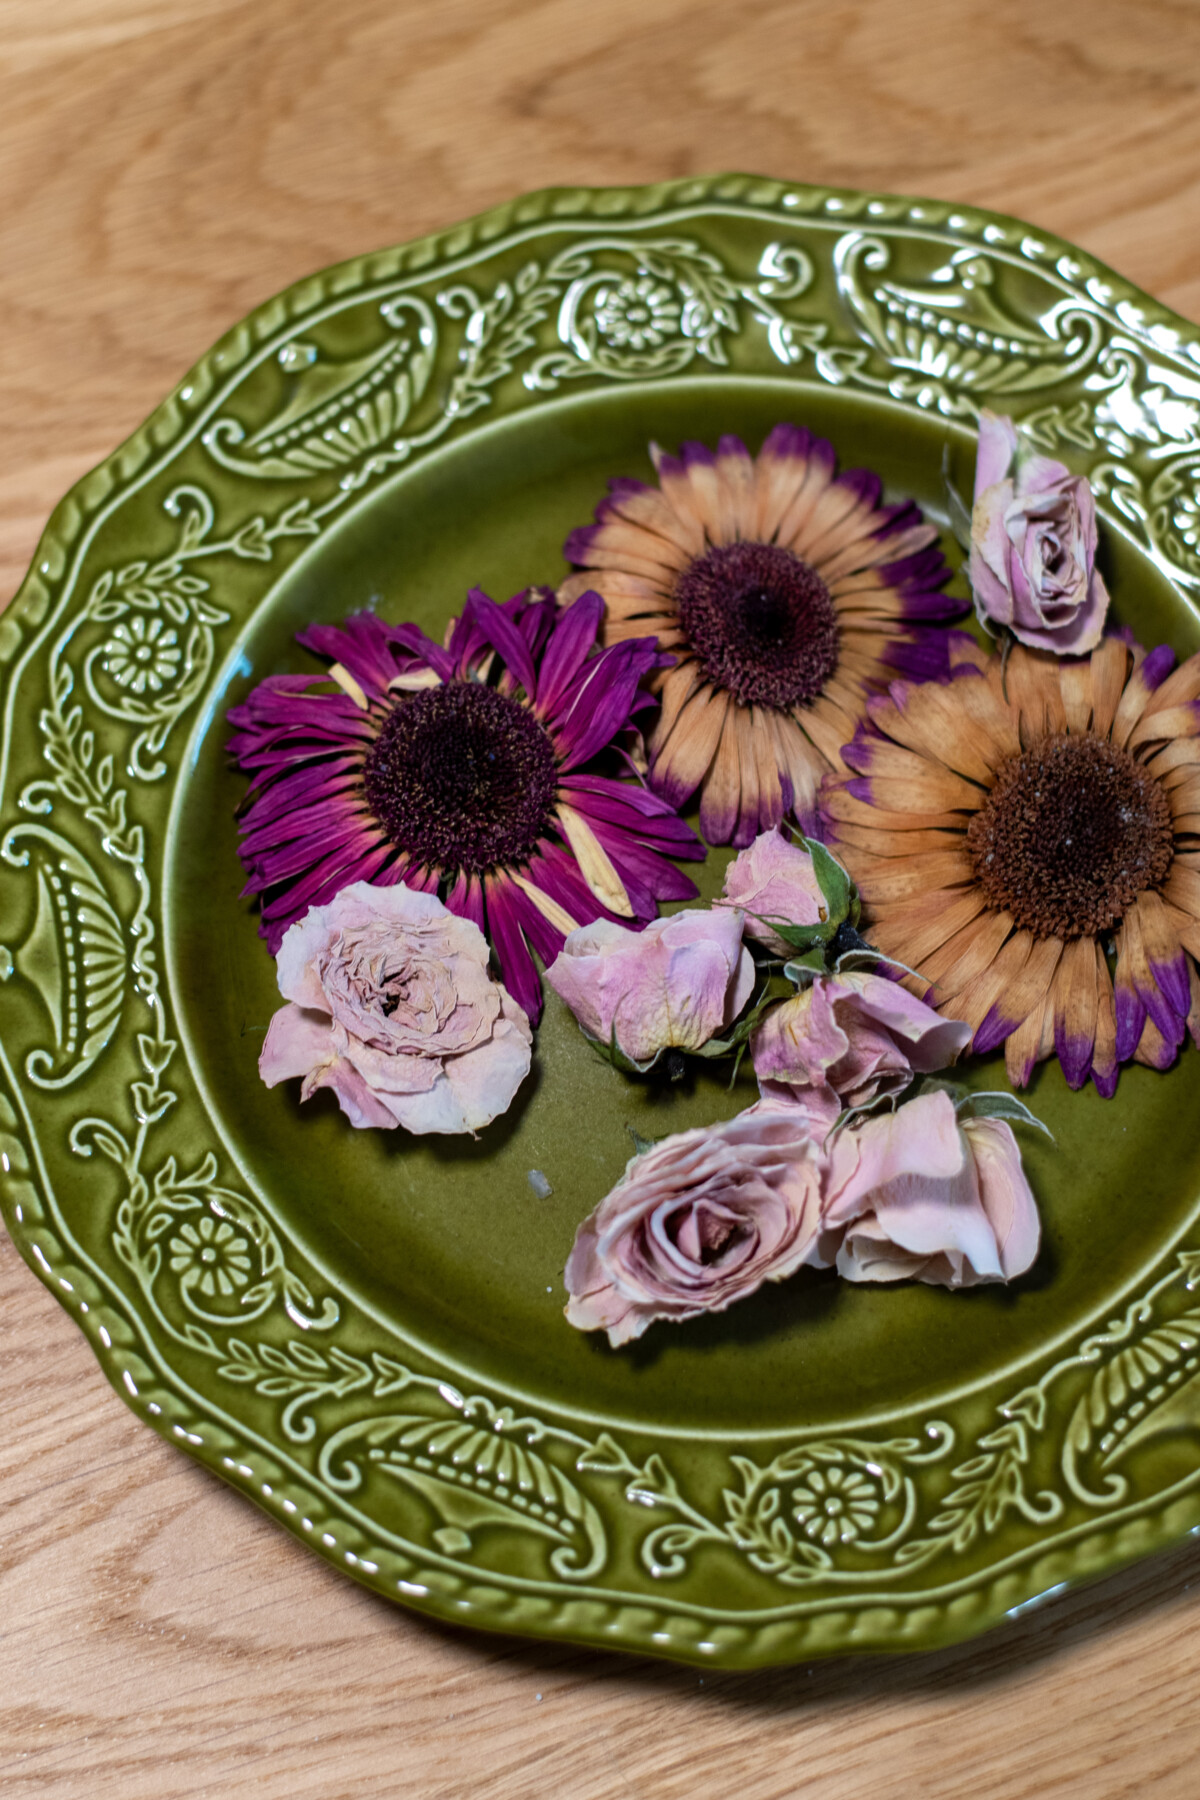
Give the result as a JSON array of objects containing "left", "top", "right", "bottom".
[{"left": 5, "top": 175, "right": 1200, "bottom": 1669}]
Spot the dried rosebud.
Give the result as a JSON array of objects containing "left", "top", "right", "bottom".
[
  {"left": 969, "top": 409, "right": 1110, "bottom": 654},
  {"left": 822, "top": 1089, "right": 1041, "bottom": 1286},
  {"left": 751, "top": 970, "right": 971, "bottom": 1129},
  {"left": 718, "top": 827, "right": 827, "bottom": 955},
  {"left": 259, "top": 880, "right": 531, "bottom": 1134},
  {"left": 564, "top": 1101, "right": 828, "bottom": 1346},
  {"left": 546, "top": 909, "right": 754, "bottom": 1067}
]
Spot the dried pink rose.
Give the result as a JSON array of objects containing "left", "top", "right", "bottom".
[
  {"left": 822, "top": 1089, "right": 1041, "bottom": 1287},
  {"left": 718, "top": 827, "right": 826, "bottom": 955},
  {"left": 546, "top": 909, "right": 754, "bottom": 1066},
  {"left": 564, "top": 1101, "right": 829, "bottom": 1345},
  {"left": 259, "top": 880, "right": 532, "bottom": 1134},
  {"left": 968, "top": 409, "right": 1110, "bottom": 654},
  {"left": 751, "top": 970, "right": 972, "bottom": 1130}
]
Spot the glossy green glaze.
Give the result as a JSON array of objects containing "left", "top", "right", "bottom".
[{"left": 4, "top": 176, "right": 1200, "bottom": 1667}]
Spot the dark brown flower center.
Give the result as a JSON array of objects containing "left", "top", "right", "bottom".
[
  {"left": 966, "top": 731, "right": 1174, "bottom": 939},
  {"left": 363, "top": 680, "right": 559, "bottom": 875},
  {"left": 674, "top": 541, "right": 840, "bottom": 709}
]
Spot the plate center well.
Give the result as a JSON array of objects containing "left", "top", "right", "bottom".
[{"left": 167, "top": 380, "right": 1200, "bottom": 1437}]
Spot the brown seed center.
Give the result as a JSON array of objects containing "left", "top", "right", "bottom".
[
  {"left": 674, "top": 541, "right": 840, "bottom": 709},
  {"left": 966, "top": 731, "right": 1174, "bottom": 940},
  {"left": 362, "top": 680, "right": 559, "bottom": 876}
]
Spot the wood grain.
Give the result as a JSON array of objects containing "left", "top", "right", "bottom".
[{"left": 3, "top": 2, "right": 1200, "bottom": 1793}]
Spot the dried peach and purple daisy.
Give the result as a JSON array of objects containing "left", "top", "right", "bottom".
[
  {"left": 824, "top": 633, "right": 1200, "bottom": 1095},
  {"left": 559, "top": 425, "right": 967, "bottom": 849}
]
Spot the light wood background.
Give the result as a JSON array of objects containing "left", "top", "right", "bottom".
[{"left": 4, "top": 2, "right": 1200, "bottom": 1795}]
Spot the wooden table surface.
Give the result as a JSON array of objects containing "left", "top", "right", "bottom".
[{"left": 4, "top": 2, "right": 1200, "bottom": 1794}]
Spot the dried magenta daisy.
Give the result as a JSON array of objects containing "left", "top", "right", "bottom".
[{"left": 227, "top": 587, "right": 704, "bottom": 1021}]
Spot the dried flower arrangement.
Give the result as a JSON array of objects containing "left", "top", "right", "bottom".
[{"left": 228, "top": 417, "right": 1200, "bottom": 1346}]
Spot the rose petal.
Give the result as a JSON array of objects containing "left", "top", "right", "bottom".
[
  {"left": 303, "top": 1055, "right": 401, "bottom": 1131},
  {"left": 974, "top": 411, "right": 1019, "bottom": 497},
  {"left": 824, "top": 1090, "right": 1041, "bottom": 1288},
  {"left": 259, "top": 1002, "right": 336, "bottom": 1085},
  {"left": 961, "top": 1116, "right": 1041, "bottom": 1278},
  {"left": 752, "top": 972, "right": 969, "bottom": 1116},
  {"left": 719, "top": 827, "right": 825, "bottom": 954}
]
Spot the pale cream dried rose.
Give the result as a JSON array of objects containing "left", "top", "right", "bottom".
[
  {"left": 969, "top": 409, "right": 1110, "bottom": 654},
  {"left": 259, "top": 880, "right": 531, "bottom": 1134},
  {"left": 564, "top": 1101, "right": 828, "bottom": 1346}
]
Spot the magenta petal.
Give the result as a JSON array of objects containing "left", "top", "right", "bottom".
[
  {"left": 526, "top": 843, "right": 600, "bottom": 921},
  {"left": 258, "top": 844, "right": 403, "bottom": 951},
  {"left": 484, "top": 875, "right": 544, "bottom": 1024},
  {"left": 505, "top": 881, "right": 567, "bottom": 968},
  {"left": 446, "top": 870, "right": 487, "bottom": 939},
  {"left": 296, "top": 615, "right": 400, "bottom": 697},
  {"left": 462, "top": 588, "right": 539, "bottom": 700},
  {"left": 537, "top": 591, "right": 605, "bottom": 717},
  {"left": 382, "top": 621, "right": 456, "bottom": 681},
  {"left": 554, "top": 640, "right": 663, "bottom": 768},
  {"left": 388, "top": 862, "right": 439, "bottom": 894},
  {"left": 589, "top": 825, "right": 698, "bottom": 908}
]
